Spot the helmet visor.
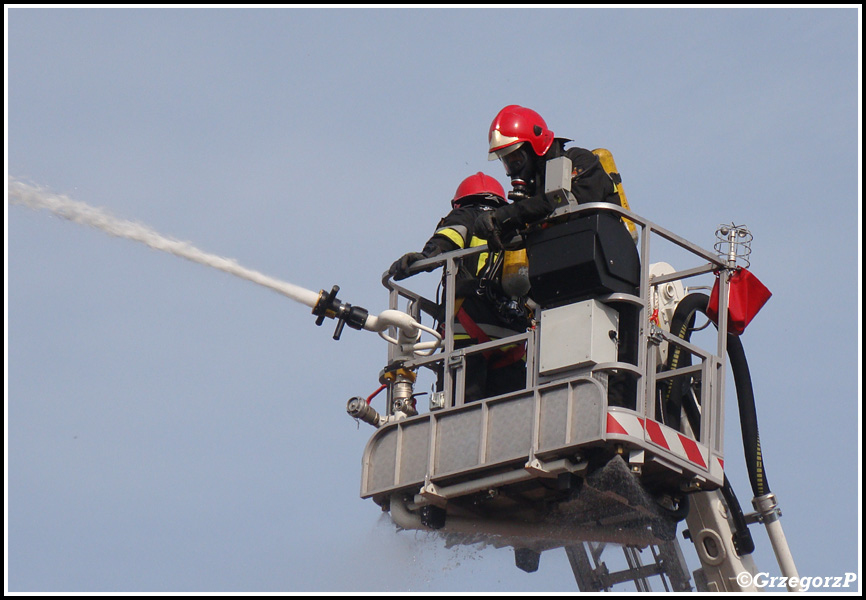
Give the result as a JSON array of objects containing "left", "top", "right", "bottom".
[{"left": 488, "top": 128, "right": 521, "bottom": 160}]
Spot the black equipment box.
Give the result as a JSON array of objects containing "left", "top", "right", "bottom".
[{"left": 526, "top": 212, "right": 640, "bottom": 308}]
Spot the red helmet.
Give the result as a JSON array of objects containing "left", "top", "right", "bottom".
[
  {"left": 488, "top": 105, "right": 555, "bottom": 160},
  {"left": 452, "top": 172, "right": 506, "bottom": 207}
]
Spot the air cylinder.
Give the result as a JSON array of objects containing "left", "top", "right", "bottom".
[{"left": 502, "top": 249, "right": 530, "bottom": 298}]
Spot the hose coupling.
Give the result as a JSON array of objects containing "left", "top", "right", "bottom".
[{"left": 347, "top": 396, "right": 382, "bottom": 428}]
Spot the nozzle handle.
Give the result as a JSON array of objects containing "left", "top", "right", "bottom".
[{"left": 313, "top": 285, "right": 340, "bottom": 326}]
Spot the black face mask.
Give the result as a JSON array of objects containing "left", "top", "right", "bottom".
[{"left": 500, "top": 144, "right": 539, "bottom": 201}]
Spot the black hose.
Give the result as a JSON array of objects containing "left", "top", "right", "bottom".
[
  {"left": 662, "top": 292, "right": 770, "bottom": 496},
  {"left": 661, "top": 292, "right": 708, "bottom": 429},
  {"left": 720, "top": 475, "right": 757, "bottom": 555},
  {"left": 726, "top": 332, "right": 770, "bottom": 497},
  {"left": 661, "top": 292, "right": 771, "bottom": 554}
]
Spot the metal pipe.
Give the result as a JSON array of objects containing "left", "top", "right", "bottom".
[
  {"left": 753, "top": 493, "right": 801, "bottom": 592},
  {"left": 362, "top": 309, "right": 441, "bottom": 352}
]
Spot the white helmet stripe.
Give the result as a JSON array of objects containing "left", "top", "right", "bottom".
[
  {"left": 488, "top": 141, "right": 523, "bottom": 161},
  {"left": 488, "top": 129, "right": 520, "bottom": 153}
]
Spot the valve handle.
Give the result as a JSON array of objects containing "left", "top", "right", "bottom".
[{"left": 333, "top": 318, "right": 346, "bottom": 340}]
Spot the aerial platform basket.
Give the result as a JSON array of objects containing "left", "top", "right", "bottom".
[{"left": 363, "top": 203, "right": 733, "bottom": 550}]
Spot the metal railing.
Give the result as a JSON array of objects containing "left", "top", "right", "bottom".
[{"left": 380, "top": 203, "right": 733, "bottom": 452}]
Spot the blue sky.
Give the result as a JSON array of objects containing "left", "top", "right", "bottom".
[{"left": 6, "top": 6, "right": 861, "bottom": 593}]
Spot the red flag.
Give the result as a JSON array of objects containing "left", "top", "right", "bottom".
[{"left": 707, "top": 268, "right": 772, "bottom": 335}]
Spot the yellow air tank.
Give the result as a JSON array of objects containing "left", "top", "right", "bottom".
[
  {"left": 593, "top": 148, "right": 638, "bottom": 244},
  {"left": 502, "top": 248, "right": 530, "bottom": 298}
]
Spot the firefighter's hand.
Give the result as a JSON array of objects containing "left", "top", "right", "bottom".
[
  {"left": 389, "top": 252, "right": 427, "bottom": 280},
  {"left": 475, "top": 211, "right": 503, "bottom": 251}
]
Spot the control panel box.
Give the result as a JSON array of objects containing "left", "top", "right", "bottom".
[{"left": 539, "top": 299, "right": 619, "bottom": 375}]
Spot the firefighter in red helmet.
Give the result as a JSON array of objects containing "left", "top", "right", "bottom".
[
  {"left": 388, "top": 172, "right": 529, "bottom": 402},
  {"left": 389, "top": 172, "right": 507, "bottom": 281},
  {"left": 478, "top": 105, "right": 621, "bottom": 248}
]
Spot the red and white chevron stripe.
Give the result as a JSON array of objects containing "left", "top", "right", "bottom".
[{"left": 606, "top": 410, "right": 721, "bottom": 474}]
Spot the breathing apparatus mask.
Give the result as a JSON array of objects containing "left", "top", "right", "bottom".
[{"left": 499, "top": 143, "right": 540, "bottom": 202}]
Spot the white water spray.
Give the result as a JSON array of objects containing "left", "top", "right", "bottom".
[
  {"left": 8, "top": 177, "right": 442, "bottom": 354},
  {"left": 8, "top": 177, "right": 322, "bottom": 309}
]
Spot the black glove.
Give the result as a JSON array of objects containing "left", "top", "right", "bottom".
[
  {"left": 389, "top": 252, "right": 427, "bottom": 280},
  {"left": 474, "top": 211, "right": 504, "bottom": 251}
]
